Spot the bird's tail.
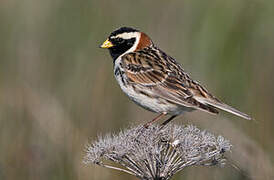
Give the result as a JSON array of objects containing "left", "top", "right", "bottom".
[{"left": 195, "top": 97, "right": 252, "bottom": 120}]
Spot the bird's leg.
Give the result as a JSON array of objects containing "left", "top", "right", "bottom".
[
  {"left": 143, "top": 113, "right": 167, "bottom": 128},
  {"left": 135, "top": 113, "right": 166, "bottom": 140},
  {"left": 161, "top": 115, "right": 177, "bottom": 126}
]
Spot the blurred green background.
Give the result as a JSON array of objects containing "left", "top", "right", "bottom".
[{"left": 0, "top": 0, "right": 274, "bottom": 179}]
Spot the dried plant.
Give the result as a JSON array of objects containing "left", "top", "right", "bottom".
[{"left": 84, "top": 124, "right": 231, "bottom": 180}]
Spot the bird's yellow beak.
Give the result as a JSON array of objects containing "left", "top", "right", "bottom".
[{"left": 100, "top": 39, "right": 114, "bottom": 48}]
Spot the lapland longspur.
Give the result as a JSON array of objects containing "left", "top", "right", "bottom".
[{"left": 100, "top": 27, "right": 251, "bottom": 127}]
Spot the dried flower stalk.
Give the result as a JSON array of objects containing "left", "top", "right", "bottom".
[{"left": 84, "top": 124, "right": 231, "bottom": 180}]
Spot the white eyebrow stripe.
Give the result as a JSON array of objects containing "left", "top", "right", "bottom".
[{"left": 114, "top": 32, "right": 140, "bottom": 39}]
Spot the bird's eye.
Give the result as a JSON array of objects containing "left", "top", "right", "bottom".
[{"left": 116, "top": 38, "right": 124, "bottom": 43}]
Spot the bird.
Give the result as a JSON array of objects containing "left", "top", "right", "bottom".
[{"left": 100, "top": 27, "right": 251, "bottom": 127}]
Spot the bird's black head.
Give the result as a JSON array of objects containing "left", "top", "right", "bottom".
[{"left": 100, "top": 27, "right": 141, "bottom": 60}]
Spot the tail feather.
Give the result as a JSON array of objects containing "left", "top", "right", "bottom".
[{"left": 195, "top": 97, "right": 252, "bottom": 120}]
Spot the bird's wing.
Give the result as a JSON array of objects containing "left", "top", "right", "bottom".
[{"left": 121, "top": 51, "right": 219, "bottom": 115}]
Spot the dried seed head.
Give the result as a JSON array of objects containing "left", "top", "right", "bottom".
[{"left": 84, "top": 124, "right": 231, "bottom": 180}]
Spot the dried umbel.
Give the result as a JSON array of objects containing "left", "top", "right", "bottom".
[{"left": 84, "top": 124, "right": 231, "bottom": 180}]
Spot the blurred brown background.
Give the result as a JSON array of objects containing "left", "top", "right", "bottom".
[{"left": 0, "top": 0, "right": 274, "bottom": 179}]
